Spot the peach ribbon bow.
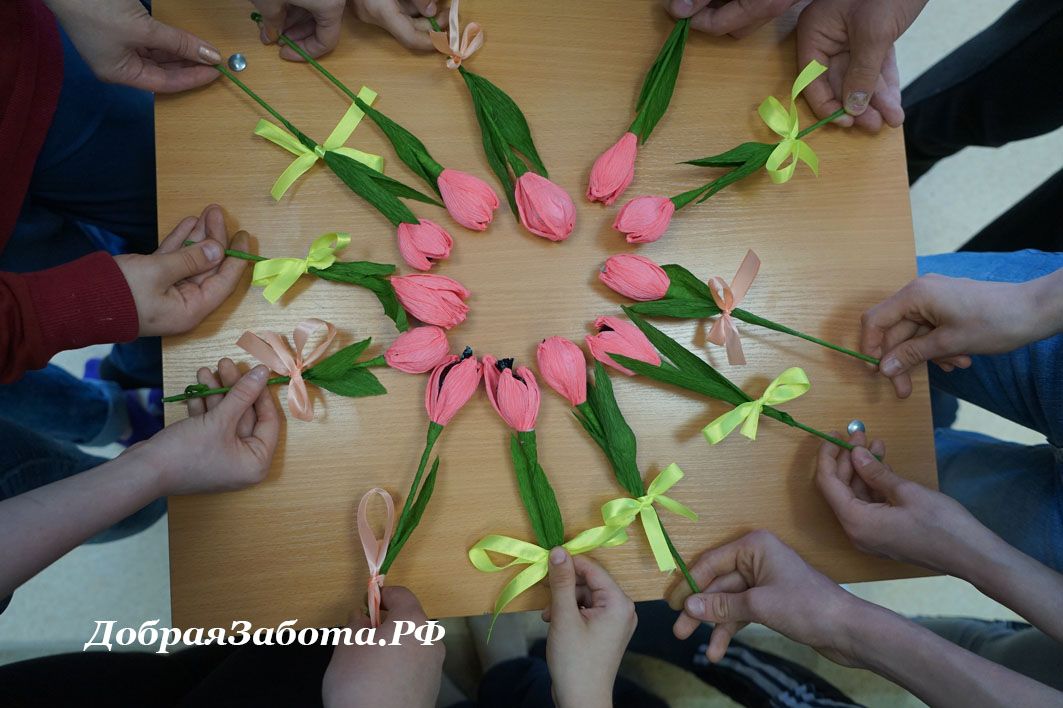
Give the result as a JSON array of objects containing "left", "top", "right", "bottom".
[
  {"left": 235, "top": 319, "right": 337, "bottom": 421},
  {"left": 358, "top": 488, "right": 395, "bottom": 628},
  {"left": 707, "top": 250, "right": 761, "bottom": 366},
  {"left": 429, "top": 0, "right": 483, "bottom": 69}
]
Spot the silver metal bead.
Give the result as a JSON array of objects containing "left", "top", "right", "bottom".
[
  {"left": 847, "top": 419, "right": 866, "bottom": 435},
  {"left": 227, "top": 53, "right": 248, "bottom": 72}
]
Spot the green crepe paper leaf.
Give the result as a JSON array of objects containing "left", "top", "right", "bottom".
[
  {"left": 462, "top": 69, "right": 548, "bottom": 177},
  {"left": 630, "top": 18, "right": 690, "bottom": 144},
  {"left": 356, "top": 97, "right": 444, "bottom": 194},
  {"left": 366, "top": 167, "right": 444, "bottom": 207},
  {"left": 663, "top": 263, "right": 714, "bottom": 301},
  {"left": 381, "top": 456, "right": 440, "bottom": 573},
  {"left": 683, "top": 142, "right": 774, "bottom": 167},
  {"left": 303, "top": 338, "right": 372, "bottom": 380},
  {"left": 586, "top": 361, "right": 644, "bottom": 498},
  {"left": 512, "top": 431, "right": 565, "bottom": 549},
  {"left": 470, "top": 90, "right": 518, "bottom": 214},
  {"left": 322, "top": 151, "right": 420, "bottom": 226},
  {"left": 695, "top": 155, "right": 770, "bottom": 204},
  {"left": 509, "top": 433, "right": 548, "bottom": 547},
  {"left": 313, "top": 260, "right": 396, "bottom": 279},
  {"left": 627, "top": 299, "right": 717, "bottom": 319},
  {"left": 308, "top": 367, "right": 387, "bottom": 398},
  {"left": 311, "top": 262, "right": 410, "bottom": 332}
]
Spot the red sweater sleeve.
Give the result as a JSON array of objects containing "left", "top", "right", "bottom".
[{"left": 0, "top": 252, "right": 139, "bottom": 383}]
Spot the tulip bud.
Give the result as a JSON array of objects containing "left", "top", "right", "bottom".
[
  {"left": 397, "top": 219, "right": 454, "bottom": 271},
  {"left": 483, "top": 355, "right": 541, "bottom": 432},
  {"left": 425, "top": 346, "right": 481, "bottom": 426},
  {"left": 391, "top": 274, "right": 470, "bottom": 330},
  {"left": 612, "top": 195, "right": 675, "bottom": 244},
  {"left": 599, "top": 254, "right": 669, "bottom": 301},
  {"left": 514, "top": 172, "right": 576, "bottom": 242},
  {"left": 536, "top": 336, "right": 587, "bottom": 407},
  {"left": 587, "top": 132, "right": 637, "bottom": 205},
  {"left": 385, "top": 326, "right": 451, "bottom": 374},
  {"left": 585, "top": 316, "right": 661, "bottom": 376},
  {"left": 438, "top": 169, "right": 500, "bottom": 231}
]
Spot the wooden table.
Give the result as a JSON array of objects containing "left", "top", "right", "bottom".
[{"left": 157, "top": 0, "right": 933, "bottom": 628}]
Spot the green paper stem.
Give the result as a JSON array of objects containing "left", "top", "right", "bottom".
[
  {"left": 732, "top": 307, "right": 879, "bottom": 365},
  {"left": 660, "top": 521, "right": 698, "bottom": 594},
  {"left": 381, "top": 421, "right": 444, "bottom": 573},
  {"left": 215, "top": 63, "right": 301, "bottom": 139}
]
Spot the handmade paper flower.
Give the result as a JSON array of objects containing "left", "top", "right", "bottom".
[
  {"left": 438, "top": 169, "right": 500, "bottom": 231},
  {"left": 514, "top": 173, "right": 576, "bottom": 242},
  {"left": 586, "top": 316, "right": 661, "bottom": 376},
  {"left": 599, "top": 254, "right": 670, "bottom": 301},
  {"left": 536, "top": 337, "right": 587, "bottom": 407},
  {"left": 385, "top": 326, "right": 451, "bottom": 374},
  {"left": 613, "top": 196, "right": 675, "bottom": 244},
  {"left": 587, "top": 132, "right": 637, "bottom": 205},
  {"left": 391, "top": 274, "right": 470, "bottom": 329},
  {"left": 483, "top": 356, "right": 541, "bottom": 432},
  {"left": 425, "top": 348, "right": 482, "bottom": 426},
  {"left": 396, "top": 219, "right": 454, "bottom": 271}
]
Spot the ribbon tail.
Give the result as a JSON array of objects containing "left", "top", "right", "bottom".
[
  {"left": 638, "top": 507, "right": 675, "bottom": 573},
  {"left": 766, "top": 141, "right": 798, "bottom": 184},
  {"left": 655, "top": 495, "right": 698, "bottom": 522},
  {"left": 254, "top": 119, "right": 307, "bottom": 157},
  {"left": 285, "top": 376, "right": 315, "bottom": 422},
  {"left": 332, "top": 147, "right": 385, "bottom": 173},
  {"left": 272, "top": 152, "right": 319, "bottom": 201},
  {"left": 738, "top": 407, "right": 762, "bottom": 440},
  {"left": 795, "top": 140, "right": 820, "bottom": 177},
  {"left": 724, "top": 328, "right": 746, "bottom": 366},
  {"left": 706, "top": 316, "right": 728, "bottom": 347}
]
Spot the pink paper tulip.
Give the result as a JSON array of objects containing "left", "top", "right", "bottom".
[
  {"left": 425, "top": 347, "right": 482, "bottom": 426},
  {"left": 514, "top": 172, "right": 576, "bottom": 242},
  {"left": 391, "top": 273, "right": 470, "bottom": 330},
  {"left": 587, "top": 132, "right": 637, "bottom": 205},
  {"left": 613, "top": 195, "right": 675, "bottom": 244},
  {"left": 536, "top": 336, "right": 587, "bottom": 407},
  {"left": 385, "top": 326, "right": 451, "bottom": 374},
  {"left": 397, "top": 219, "right": 454, "bottom": 271},
  {"left": 483, "top": 355, "right": 541, "bottom": 432},
  {"left": 599, "top": 254, "right": 670, "bottom": 301},
  {"left": 438, "top": 168, "right": 500, "bottom": 231},
  {"left": 585, "top": 316, "right": 661, "bottom": 376}
]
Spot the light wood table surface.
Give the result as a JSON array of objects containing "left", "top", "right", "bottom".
[{"left": 156, "top": 0, "right": 934, "bottom": 628}]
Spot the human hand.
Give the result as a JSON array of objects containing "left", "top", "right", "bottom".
[
  {"left": 861, "top": 274, "right": 1039, "bottom": 398},
  {"left": 252, "top": 0, "right": 347, "bottom": 59},
  {"left": 664, "top": 0, "right": 802, "bottom": 39},
  {"left": 542, "top": 549, "right": 636, "bottom": 708},
  {"left": 796, "top": 0, "right": 927, "bottom": 130},
  {"left": 668, "top": 530, "right": 863, "bottom": 666},
  {"left": 114, "top": 205, "right": 249, "bottom": 338},
  {"left": 129, "top": 362, "right": 279, "bottom": 495},
  {"left": 322, "top": 587, "right": 445, "bottom": 708},
  {"left": 351, "top": 0, "right": 444, "bottom": 51},
  {"left": 44, "top": 0, "right": 220, "bottom": 93}
]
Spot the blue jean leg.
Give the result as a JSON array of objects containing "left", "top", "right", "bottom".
[{"left": 0, "top": 365, "right": 126, "bottom": 445}]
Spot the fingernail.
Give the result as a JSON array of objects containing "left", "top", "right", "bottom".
[
  {"left": 249, "top": 365, "right": 269, "bottom": 382},
  {"left": 549, "top": 547, "right": 566, "bottom": 565},
  {"left": 425, "top": 2, "right": 437, "bottom": 14},
  {"left": 881, "top": 357, "right": 901, "bottom": 376},
  {"left": 845, "top": 91, "right": 869, "bottom": 115},
  {"left": 202, "top": 241, "right": 222, "bottom": 262},
  {"left": 199, "top": 45, "right": 222, "bottom": 64},
  {"left": 685, "top": 595, "right": 703, "bottom": 614},
  {"left": 853, "top": 447, "right": 873, "bottom": 466}
]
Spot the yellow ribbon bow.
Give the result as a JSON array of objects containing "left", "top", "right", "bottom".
[
  {"left": 469, "top": 524, "right": 628, "bottom": 624},
  {"left": 254, "top": 86, "right": 385, "bottom": 200},
  {"left": 702, "top": 367, "right": 811, "bottom": 444},
  {"left": 758, "top": 60, "right": 828, "bottom": 184},
  {"left": 251, "top": 232, "right": 351, "bottom": 303},
  {"left": 601, "top": 463, "right": 697, "bottom": 573}
]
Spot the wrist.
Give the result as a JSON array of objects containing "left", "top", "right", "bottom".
[
  {"left": 1024, "top": 269, "right": 1063, "bottom": 341},
  {"left": 118, "top": 441, "right": 174, "bottom": 498},
  {"left": 835, "top": 598, "right": 900, "bottom": 670}
]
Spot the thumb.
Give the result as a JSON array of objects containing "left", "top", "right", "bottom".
[
  {"left": 851, "top": 447, "right": 903, "bottom": 496},
  {"left": 156, "top": 239, "right": 224, "bottom": 284},
  {"left": 547, "top": 547, "right": 579, "bottom": 623},
  {"left": 213, "top": 366, "right": 270, "bottom": 423},
  {"left": 411, "top": 0, "right": 439, "bottom": 16},
  {"left": 684, "top": 591, "right": 755, "bottom": 624},
  {"left": 147, "top": 19, "right": 222, "bottom": 65},
  {"left": 841, "top": 28, "right": 891, "bottom": 116},
  {"left": 879, "top": 329, "right": 952, "bottom": 378}
]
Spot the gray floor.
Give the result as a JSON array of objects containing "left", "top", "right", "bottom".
[{"left": 2, "top": 0, "right": 1061, "bottom": 702}]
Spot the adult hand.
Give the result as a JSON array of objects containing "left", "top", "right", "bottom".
[
  {"left": 816, "top": 429, "right": 994, "bottom": 574},
  {"left": 667, "top": 530, "right": 863, "bottom": 666},
  {"left": 861, "top": 274, "right": 1039, "bottom": 398},
  {"left": 351, "top": 0, "right": 444, "bottom": 51},
  {"left": 252, "top": 0, "right": 347, "bottom": 59},
  {"left": 44, "top": 0, "right": 220, "bottom": 93},
  {"left": 322, "top": 587, "right": 445, "bottom": 708},
  {"left": 796, "top": 0, "right": 927, "bottom": 130},
  {"left": 665, "top": 0, "right": 801, "bottom": 39},
  {"left": 115, "top": 205, "right": 249, "bottom": 338},
  {"left": 131, "top": 362, "right": 279, "bottom": 495},
  {"left": 542, "top": 549, "right": 636, "bottom": 708}
]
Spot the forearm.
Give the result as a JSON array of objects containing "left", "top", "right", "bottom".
[
  {"left": 0, "top": 447, "right": 167, "bottom": 598},
  {"left": 847, "top": 603, "right": 1062, "bottom": 707},
  {"left": 1024, "top": 267, "right": 1063, "bottom": 342}
]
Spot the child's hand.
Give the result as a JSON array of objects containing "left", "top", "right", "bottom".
[
  {"left": 665, "top": 0, "right": 801, "bottom": 39},
  {"left": 543, "top": 549, "right": 636, "bottom": 708},
  {"left": 252, "top": 0, "right": 347, "bottom": 59},
  {"left": 131, "top": 361, "right": 279, "bottom": 495},
  {"left": 115, "top": 205, "right": 248, "bottom": 338},
  {"left": 322, "top": 587, "right": 445, "bottom": 708},
  {"left": 352, "top": 0, "right": 443, "bottom": 51}
]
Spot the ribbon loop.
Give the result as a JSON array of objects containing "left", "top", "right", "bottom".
[
  {"left": 429, "top": 0, "right": 484, "bottom": 69},
  {"left": 757, "top": 60, "right": 828, "bottom": 184},
  {"left": 358, "top": 488, "right": 395, "bottom": 628},
  {"left": 254, "top": 86, "right": 385, "bottom": 200},
  {"left": 706, "top": 250, "right": 761, "bottom": 366},
  {"left": 252, "top": 232, "right": 352, "bottom": 304},
  {"left": 235, "top": 319, "right": 338, "bottom": 421},
  {"left": 702, "top": 367, "right": 811, "bottom": 444}
]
